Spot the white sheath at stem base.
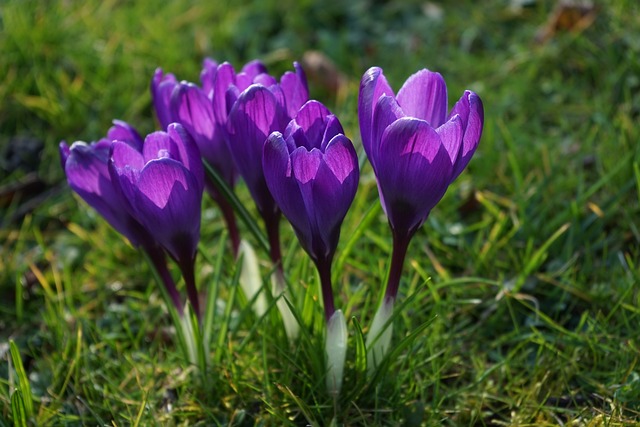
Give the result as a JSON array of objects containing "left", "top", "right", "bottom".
[
  {"left": 325, "top": 309, "right": 347, "bottom": 397},
  {"left": 365, "top": 297, "right": 395, "bottom": 373},
  {"left": 238, "top": 240, "right": 268, "bottom": 317},
  {"left": 179, "top": 305, "right": 198, "bottom": 367},
  {"left": 271, "top": 272, "right": 300, "bottom": 341}
]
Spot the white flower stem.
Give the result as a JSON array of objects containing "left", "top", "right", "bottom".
[
  {"left": 365, "top": 297, "right": 395, "bottom": 373},
  {"left": 271, "top": 271, "right": 300, "bottom": 341},
  {"left": 238, "top": 240, "right": 268, "bottom": 317},
  {"left": 325, "top": 309, "right": 347, "bottom": 397}
]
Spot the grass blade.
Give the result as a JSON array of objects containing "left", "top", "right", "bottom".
[{"left": 9, "top": 341, "right": 33, "bottom": 419}]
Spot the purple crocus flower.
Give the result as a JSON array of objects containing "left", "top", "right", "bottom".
[
  {"left": 109, "top": 123, "right": 205, "bottom": 318},
  {"left": 151, "top": 68, "right": 179, "bottom": 130},
  {"left": 60, "top": 120, "right": 183, "bottom": 313},
  {"left": 263, "top": 100, "right": 359, "bottom": 320},
  {"left": 359, "top": 66, "right": 484, "bottom": 303},
  {"left": 359, "top": 66, "right": 483, "bottom": 370},
  {"left": 226, "top": 62, "right": 309, "bottom": 269}
]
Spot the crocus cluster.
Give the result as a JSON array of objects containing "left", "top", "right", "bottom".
[
  {"left": 60, "top": 121, "right": 204, "bottom": 318},
  {"left": 61, "top": 57, "right": 483, "bottom": 395}
]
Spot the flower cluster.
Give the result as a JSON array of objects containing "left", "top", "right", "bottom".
[{"left": 61, "top": 58, "right": 483, "bottom": 394}]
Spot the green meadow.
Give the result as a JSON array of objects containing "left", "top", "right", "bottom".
[{"left": 1, "top": 0, "right": 639, "bottom": 424}]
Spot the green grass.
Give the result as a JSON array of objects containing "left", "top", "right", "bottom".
[{"left": 2, "top": 0, "right": 640, "bottom": 425}]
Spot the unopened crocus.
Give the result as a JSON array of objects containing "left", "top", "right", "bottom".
[
  {"left": 60, "top": 120, "right": 183, "bottom": 314},
  {"left": 109, "top": 123, "right": 205, "bottom": 319},
  {"left": 263, "top": 100, "right": 358, "bottom": 395},
  {"left": 359, "top": 66, "right": 483, "bottom": 369},
  {"left": 151, "top": 68, "right": 179, "bottom": 130}
]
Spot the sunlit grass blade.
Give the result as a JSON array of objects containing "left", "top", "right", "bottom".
[
  {"left": 9, "top": 341, "right": 34, "bottom": 420},
  {"left": 334, "top": 202, "right": 381, "bottom": 282},
  {"left": 214, "top": 257, "right": 240, "bottom": 366},
  {"left": 203, "top": 160, "right": 269, "bottom": 254},
  {"left": 11, "top": 389, "right": 27, "bottom": 427},
  {"left": 199, "top": 232, "right": 227, "bottom": 355}
]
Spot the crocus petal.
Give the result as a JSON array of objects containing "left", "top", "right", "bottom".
[
  {"left": 263, "top": 133, "right": 312, "bottom": 245},
  {"left": 280, "top": 62, "right": 309, "bottom": 119},
  {"left": 449, "top": 90, "right": 484, "bottom": 179},
  {"left": 142, "top": 131, "right": 175, "bottom": 164},
  {"left": 376, "top": 117, "right": 454, "bottom": 235},
  {"left": 171, "top": 83, "right": 216, "bottom": 143},
  {"left": 253, "top": 73, "right": 278, "bottom": 87},
  {"left": 241, "top": 60, "right": 268, "bottom": 79},
  {"left": 292, "top": 100, "right": 333, "bottom": 149},
  {"left": 289, "top": 135, "right": 358, "bottom": 261},
  {"left": 200, "top": 57, "right": 219, "bottom": 96},
  {"left": 109, "top": 141, "right": 144, "bottom": 208},
  {"left": 59, "top": 141, "right": 70, "bottom": 168},
  {"left": 65, "top": 141, "right": 143, "bottom": 246},
  {"left": 371, "top": 95, "right": 404, "bottom": 171},
  {"left": 167, "top": 123, "right": 204, "bottom": 193},
  {"left": 213, "top": 62, "right": 236, "bottom": 124},
  {"left": 134, "top": 158, "right": 202, "bottom": 261},
  {"left": 435, "top": 114, "right": 463, "bottom": 164},
  {"left": 170, "top": 84, "right": 235, "bottom": 186},
  {"left": 151, "top": 68, "right": 178, "bottom": 130},
  {"left": 107, "top": 120, "right": 143, "bottom": 150},
  {"left": 110, "top": 139, "right": 145, "bottom": 171},
  {"left": 310, "top": 136, "right": 359, "bottom": 256},
  {"left": 227, "top": 85, "right": 283, "bottom": 214},
  {"left": 358, "top": 67, "right": 394, "bottom": 159},
  {"left": 396, "top": 69, "right": 448, "bottom": 128},
  {"left": 290, "top": 147, "right": 324, "bottom": 256},
  {"left": 320, "top": 115, "right": 344, "bottom": 151}
]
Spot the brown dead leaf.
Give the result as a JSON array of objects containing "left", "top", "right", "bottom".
[{"left": 535, "top": 1, "right": 598, "bottom": 44}]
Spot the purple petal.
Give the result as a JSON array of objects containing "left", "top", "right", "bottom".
[
  {"left": 253, "top": 73, "right": 278, "bottom": 87},
  {"left": 263, "top": 133, "right": 312, "bottom": 245},
  {"left": 170, "top": 83, "right": 236, "bottom": 185},
  {"left": 212, "top": 62, "right": 236, "bottom": 124},
  {"left": 151, "top": 68, "right": 178, "bottom": 130},
  {"left": 107, "top": 120, "right": 143, "bottom": 150},
  {"left": 59, "top": 141, "right": 70, "bottom": 169},
  {"left": 110, "top": 140, "right": 144, "bottom": 171},
  {"left": 241, "top": 60, "right": 268, "bottom": 79},
  {"left": 320, "top": 115, "right": 344, "bottom": 151},
  {"left": 322, "top": 134, "right": 359, "bottom": 186},
  {"left": 134, "top": 158, "right": 202, "bottom": 261},
  {"left": 200, "top": 58, "right": 219, "bottom": 96},
  {"left": 358, "top": 67, "right": 394, "bottom": 159},
  {"left": 396, "top": 69, "right": 448, "bottom": 128},
  {"left": 370, "top": 95, "right": 404, "bottom": 171},
  {"left": 291, "top": 100, "right": 333, "bottom": 150},
  {"left": 227, "top": 85, "right": 282, "bottom": 214},
  {"left": 65, "top": 141, "right": 143, "bottom": 246},
  {"left": 280, "top": 62, "right": 309, "bottom": 119},
  {"left": 142, "top": 131, "right": 174, "bottom": 163},
  {"left": 376, "top": 117, "right": 454, "bottom": 235},
  {"left": 109, "top": 141, "right": 144, "bottom": 209},
  {"left": 171, "top": 83, "right": 216, "bottom": 142},
  {"left": 435, "top": 114, "right": 463, "bottom": 164},
  {"left": 292, "top": 135, "right": 359, "bottom": 261},
  {"left": 167, "top": 123, "right": 204, "bottom": 193},
  {"left": 449, "top": 90, "right": 484, "bottom": 179}
]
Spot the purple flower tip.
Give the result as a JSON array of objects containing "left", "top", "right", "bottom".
[{"left": 358, "top": 66, "right": 484, "bottom": 237}]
